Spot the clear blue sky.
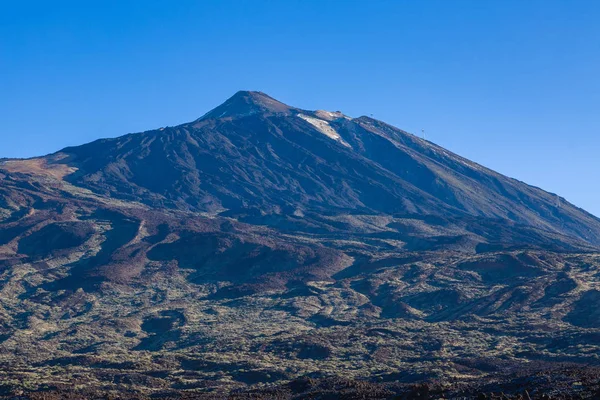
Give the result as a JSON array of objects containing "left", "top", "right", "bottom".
[{"left": 1, "top": 1, "right": 599, "bottom": 216}]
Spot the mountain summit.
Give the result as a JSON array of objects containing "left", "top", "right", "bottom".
[{"left": 200, "top": 90, "right": 295, "bottom": 119}]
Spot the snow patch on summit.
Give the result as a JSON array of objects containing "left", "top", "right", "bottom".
[
  {"left": 314, "top": 110, "right": 351, "bottom": 121},
  {"left": 297, "top": 114, "right": 352, "bottom": 148}
]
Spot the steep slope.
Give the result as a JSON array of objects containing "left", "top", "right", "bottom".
[{"left": 48, "top": 91, "right": 600, "bottom": 247}]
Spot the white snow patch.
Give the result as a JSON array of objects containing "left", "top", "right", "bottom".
[
  {"left": 314, "top": 110, "right": 351, "bottom": 121},
  {"left": 297, "top": 114, "right": 352, "bottom": 148}
]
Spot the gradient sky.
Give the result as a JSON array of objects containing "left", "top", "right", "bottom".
[{"left": 1, "top": 1, "right": 599, "bottom": 216}]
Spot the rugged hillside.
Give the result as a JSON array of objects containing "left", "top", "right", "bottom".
[{"left": 0, "top": 91, "right": 599, "bottom": 397}]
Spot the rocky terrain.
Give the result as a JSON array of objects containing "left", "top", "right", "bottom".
[{"left": 1, "top": 91, "right": 600, "bottom": 398}]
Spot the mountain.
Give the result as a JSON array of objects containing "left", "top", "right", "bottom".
[
  {"left": 49, "top": 91, "right": 600, "bottom": 247},
  {"left": 0, "top": 91, "right": 599, "bottom": 397}
]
